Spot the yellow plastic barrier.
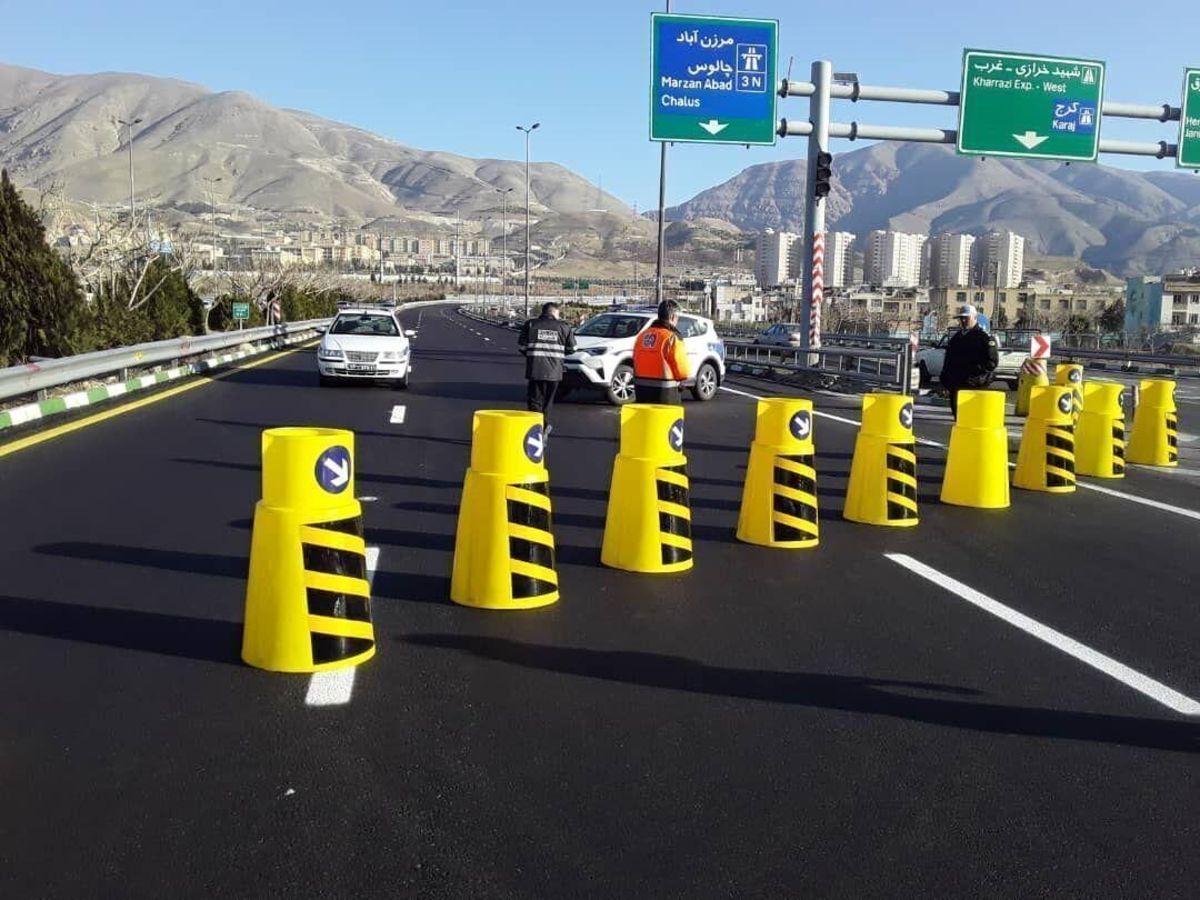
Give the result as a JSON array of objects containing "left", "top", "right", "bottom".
[
  {"left": 844, "top": 393, "right": 918, "bottom": 527},
  {"left": 1013, "top": 386, "right": 1076, "bottom": 493},
  {"left": 736, "top": 398, "right": 819, "bottom": 548},
  {"left": 451, "top": 410, "right": 558, "bottom": 610},
  {"left": 1015, "top": 358, "right": 1049, "bottom": 417},
  {"left": 243, "top": 428, "right": 375, "bottom": 673},
  {"left": 1055, "top": 363, "right": 1084, "bottom": 423},
  {"left": 940, "top": 390, "right": 1010, "bottom": 508},
  {"left": 602, "top": 404, "right": 693, "bottom": 572},
  {"left": 1127, "top": 379, "right": 1179, "bottom": 467},
  {"left": 1076, "top": 382, "right": 1126, "bottom": 479}
]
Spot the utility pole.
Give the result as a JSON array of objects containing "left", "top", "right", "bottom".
[
  {"left": 517, "top": 122, "right": 540, "bottom": 318},
  {"left": 654, "top": 0, "right": 672, "bottom": 306},
  {"left": 799, "top": 60, "right": 832, "bottom": 352},
  {"left": 117, "top": 117, "right": 143, "bottom": 236}
]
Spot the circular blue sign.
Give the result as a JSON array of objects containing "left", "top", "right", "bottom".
[
  {"left": 789, "top": 410, "right": 812, "bottom": 441},
  {"left": 899, "top": 403, "right": 914, "bottom": 430},
  {"left": 668, "top": 419, "right": 684, "bottom": 452},
  {"left": 524, "top": 424, "right": 545, "bottom": 463},
  {"left": 1058, "top": 393, "right": 1074, "bottom": 415},
  {"left": 1068, "top": 368, "right": 1082, "bottom": 384},
  {"left": 315, "top": 445, "right": 352, "bottom": 494}
]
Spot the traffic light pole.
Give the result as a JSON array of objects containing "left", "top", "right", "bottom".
[{"left": 800, "top": 60, "right": 832, "bottom": 353}]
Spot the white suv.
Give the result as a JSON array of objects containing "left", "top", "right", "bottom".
[
  {"left": 564, "top": 309, "right": 726, "bottom": 405},
  {"left": 317, "top": 307, "right": 415, "bottom": 388}
]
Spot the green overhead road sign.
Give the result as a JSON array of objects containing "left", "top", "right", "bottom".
[
  {"left": 1179, "top": 68, "right": 1200, "bottom": 169},
  {"left": 232, "top": 302, "right": 251, "bottom": 321},
  {"left": 650, "top": 13, "right": 778, "bottom": 145},
  {"left": 958, "top": 49, "right": 1105, "bottom": 162}
]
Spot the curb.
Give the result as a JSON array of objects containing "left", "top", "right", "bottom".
[{"left": 0, "top": 332, "right": 317, "bottom": 432}]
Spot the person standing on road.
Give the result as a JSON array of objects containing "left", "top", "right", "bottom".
[
  {"left": 941, "top": 304, "right": 999, "bottom": 418},
  {"left": 632, "top": 300, "right": 691, "bottom": 404},
  {"left": 517, "top": 301, "right": 576, "bottom": 437}
]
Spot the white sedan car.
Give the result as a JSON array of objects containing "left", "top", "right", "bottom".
[{"left": 317, "top": 307, "right": 415, "bottom": 388}]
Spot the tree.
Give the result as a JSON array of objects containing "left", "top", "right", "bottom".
[
  {"left": 0, "top": 169, "right": 87, "bottom": 365},
  {"left": 1098, "top": 298, "right": 1125, "bottom": 332}
]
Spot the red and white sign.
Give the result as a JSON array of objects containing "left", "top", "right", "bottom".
[{"left": 1030, "top": 334, "right": 1051, "bottom": 359}]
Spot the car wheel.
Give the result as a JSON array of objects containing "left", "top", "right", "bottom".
[
  {"left": 607, "top": 363, "right": 636, "bottom": 405},
  {"left": 918, "top": 362, "right": 931, "bottom": 389},
  {"left": 691, "top": 361, "right": 719, "bottom": 401}
]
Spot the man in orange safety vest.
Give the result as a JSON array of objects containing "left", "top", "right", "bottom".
[{"left": 632, "top": 300, "right": 691, "bottom": 404}]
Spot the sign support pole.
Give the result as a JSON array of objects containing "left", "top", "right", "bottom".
[
  {"left": 800, "top": 60, "right": 831, "bottom": 353},
  {"left": 654, "top": 0, "right": 671, "bottom": 305}
]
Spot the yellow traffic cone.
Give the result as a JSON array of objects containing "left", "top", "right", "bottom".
[
  {"left": 602, "top": 404, "right": 693, "bottom": 573},
  {"left": 1127, "top": 379, "right": 1179, "bottom": 467},
  {"left": 1076, "top": 382, "right": 1126, "bottom": 478},
  {"left": 736, "top": 398, "right": 819, "bottom": 548},
  {"left": 940, "top": 390, "right": 1010, "bottom": 508},
  {"left": 1055, "top": 363, "right": 1084, "bottom": 423},
  {"left": 452, "top": 410, "right": 559, "bottom": 609},
  {"left": 1015, "top": 358, "right": 1048, "bottom": 417},
  {"left": 844, "top": 393, "right": 918, "bottom": 527},
  {"left": 1013, "top": 386, "right": 1076, "bottom": 493},
  {"left": 243, "top": 428, "right": 375, "bottom": 673}
]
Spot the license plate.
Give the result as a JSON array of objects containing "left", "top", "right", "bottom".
[{"left": 348, "top": 364, "right": 374, "bottom": 373}]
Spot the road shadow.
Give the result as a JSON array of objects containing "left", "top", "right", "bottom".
[
  {"left": 36, "top": 542, "right": 246, "bottom": 579},
  {"left": 407, "top": 381, "right": 524, "bottom": 403},
  {"left": 0, "top": 595, "right": 241, "bottom": 666},
  {"left": 404, "top": 635, "right": 1200, "bottom": 754}
]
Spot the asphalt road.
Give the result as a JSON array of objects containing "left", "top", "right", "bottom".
[{"left": 0, "top": 305, "right": 1196, "bottom": 899}]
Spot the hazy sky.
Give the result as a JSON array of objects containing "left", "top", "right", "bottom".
[{"left": 6, "top": 0, "right": 1198, "bottom": 208}]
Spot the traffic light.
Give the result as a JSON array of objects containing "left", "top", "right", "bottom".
[{"left": 813, "top": 151, "right": 833, "bottom": 199}]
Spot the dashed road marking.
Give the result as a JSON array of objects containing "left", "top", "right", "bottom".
[
  {"left": 886, "top": 553, "right": 1200, "bottom": 716},
  {"left": 305, "top": 545, "right": 379, "bottom": 708},
  {"left": 390, "top": 405, "right": 407, "bottom": 424}
]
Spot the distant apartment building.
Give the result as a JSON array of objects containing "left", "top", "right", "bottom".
[
  {"left": 824, "top": 231, "right": 856, "bottom": 289},
  {"left": 974, "top": 231, "right": 1026, "bottom": 289},
  {"left": 863, "top": 230, "right": 927, "bottom": 288},
  {"left": 755, "top": 229, "right": 798, "bottom": 288},
  {"left": 927, "top": 233, "right": 976, "bottom": 288},
  {"left": 1125, "top": 273, "right": 1200, "bottom": 333}
]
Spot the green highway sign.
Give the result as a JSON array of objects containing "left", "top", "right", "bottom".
[
  {"left": 1179, "top": 68, "right": 1200, "bottom": 169},
  {"left": 650, "top": 13, "right": 778, "bottom": 145},
  {"left": 958, "top": 49, "right": 1105, "bottom": 162},
  {"left": 232, "top": 302, "right": 251, "bottom": 321}
]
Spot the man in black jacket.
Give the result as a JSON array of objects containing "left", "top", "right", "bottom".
[
  {"left": 941, "top": 304, "right": 999, "bottom": 418},
  {"left": 517, "top": 302, "right": 576, "bottom": 436}
]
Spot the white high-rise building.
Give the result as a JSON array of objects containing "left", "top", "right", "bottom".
[
  {"left": 976, "top": 231, "right": 1026, "bottom": 289},
  {"left": 755, "top": 229, "right": 798, "bottom": 288},
  {"left": 928, "top": 233, "right": 976, "bottom": 288},
  {"left": 824, "top": 232, "right": 856, "bottom": 288},
  {"left": 863, "top": 230, "right": 928, "bottom": 288}
]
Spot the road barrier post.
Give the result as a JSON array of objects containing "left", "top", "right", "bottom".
[
  {"left": 602, "top": 404, "right": 693, "bottom": 573},
  {"left": 1014, "top": 386, "right": 1077, "bottom": 493},
  {"left": 940, "top": 390, "right": 1010, "bottom": 508},
  {"left": 1054, "top": 363, "right": 1085, "bottom": 424},
  {"left": 451, "top": 411, "right": 559, "bottom": 609},
  {"left": 242, "top": 428, "right": 375, "bottom": 672},
  {"left": 844, "top": 393, "right": 919, "bottom": 527},
  {"left": 736, "top": 398, "right": 819, "bottom": 548},
  {"left": 1015, "top": 358, "right": 1048, "bottom": 417},
  {"left": 1126, "top": 379, "right": 1179, "bottom": 467},
  {"left": 1076, "top": 382, "right": 1127, "bottom": 478}
]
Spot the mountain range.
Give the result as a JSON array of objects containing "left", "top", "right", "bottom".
[{"left": 667, "top": 141, "right": 1200, "bottom": 276}]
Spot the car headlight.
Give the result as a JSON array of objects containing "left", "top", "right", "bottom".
[
  {"left": 379, "top": 349, "right": 408, "bottom": 362},
  {"left": 318, "top": 347, "right": 343, "bottom": 361},
  {"left": 581, "top": 347, "right": 608, "bottom": 356}
]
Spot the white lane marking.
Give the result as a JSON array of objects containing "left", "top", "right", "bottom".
[
  {"left": 886, "top": 553, "right": 1200, "bottom": 716},
  {"left": 719, "top": 384, "right": 1200, "bottom": 519},
  {"left": 305, "top": 546, "right": 379, "bottom": 708},
  {"left": 390, "top": 404, "right": 407, "bottom": 424}
]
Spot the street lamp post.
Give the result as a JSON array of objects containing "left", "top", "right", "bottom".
[
  {"left": 516, "top": 122, "right": 539, "bottom": 318},
  {"left": 202, "top": 175, "right": 223, "bottom": 271},
  {"left": 116, "top": 117, "right": 143, "bottom": 234},
  {"left": 496, "top": 187, "right": 513, "bottom": 306}
]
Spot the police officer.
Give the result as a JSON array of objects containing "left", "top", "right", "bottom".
[
  {"left": 941, "top": 304, "right": 999, "bottom": 418},
  {"left": 517, "top": 302, "right": 576, "bottom": 436},
  {"left": 632, "top": 300, "right": 691, "bottom": 404}
]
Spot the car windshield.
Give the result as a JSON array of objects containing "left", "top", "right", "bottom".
[
  {"left": 576, "top": 314, "right": 648, "bottom": 338},
  {"left": 331, "top": 314, "right": 399, "bottom": 336}
]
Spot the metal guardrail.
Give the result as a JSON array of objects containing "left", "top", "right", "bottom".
[
  {"left": 1052, "top": 345, "right": 1200, "bottom": 372},
  {"left": 0, "top": 319, "right": 330, "bottom": 403},
  {"left": 723, "top": 339, "right": 918, "bottom": 394}
]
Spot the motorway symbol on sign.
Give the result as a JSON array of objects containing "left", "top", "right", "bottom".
[
  {"left": 1178, "top": 68, "right": 1200, "bottom": 169},
  {"left": 315, "top": 446, "right": 351, "bottom": 493},
  {"left": 650, "top": 13, "right": 778, "bottom": 146},
  {"left": 232, "top": 302, "right": 251, "bottom": 320},
  {"left": 524, "top": 425, "right": 545, "bottom": 464},
  {"left": 1031, "top": 335, "right": 1052, "bottom": 359},
  {"left": 669, "top": 419, "right": 685, "bottom": 452},
  {"left": 789, "top": 411, "right": 812, "bottom": 441},
  {"left": 899, "top": 403, "right": 914, "bottom": 431},
  {"left": 958, "top": 49, "right": 1105, "bottom": 162}
]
